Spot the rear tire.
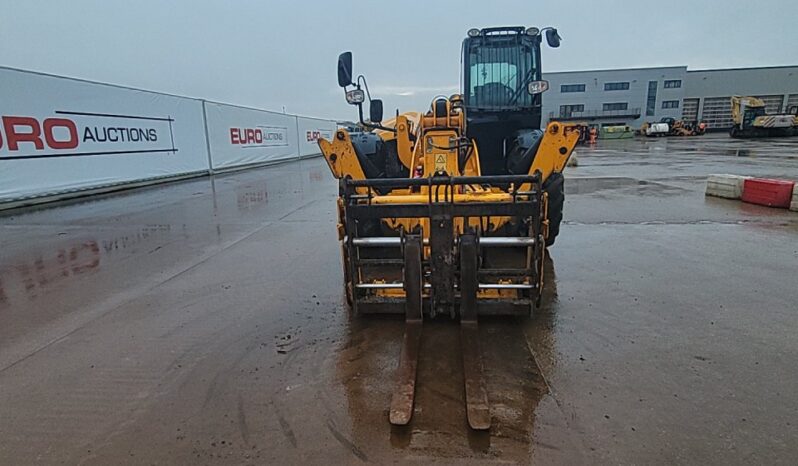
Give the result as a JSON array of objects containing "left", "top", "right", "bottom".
[{"left": 543, "top": 172, "right": 565, "bottom": 247}]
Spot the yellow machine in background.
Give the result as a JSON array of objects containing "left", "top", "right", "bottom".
[
  {"left": 639, "top": 118, "right": 707, "bottom": 137},
  {"left": 318, "top": 26, "right": 579, "bottom": 430},
  {"left": 730, "top": 96, "right": 798, "bottom": 138}
]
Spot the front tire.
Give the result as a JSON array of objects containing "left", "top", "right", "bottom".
[{"left": 543, "top": 172, "right": 565, "bottom": 247}]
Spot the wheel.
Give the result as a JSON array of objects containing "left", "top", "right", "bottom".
[{"left": 543, "top": 172, "right": 565, "bottom": 247}]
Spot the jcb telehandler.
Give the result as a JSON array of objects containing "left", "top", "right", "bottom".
[{"left": 318, "top": 26, "right": 579, "bottom": 430}]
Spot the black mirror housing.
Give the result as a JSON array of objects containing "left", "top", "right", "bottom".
[
  {"left": 337, "top": 52, "right": 353, "bottom": 87},
  {"left": 370, "top": 99, "right": 384, "bottom": 123},
  {"left": 546, "top": 28, "right": 561, "bottom": 48}
]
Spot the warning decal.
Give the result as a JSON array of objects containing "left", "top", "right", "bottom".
[{"left": 434, "top": 154, "right": 447, "bottom": 172}]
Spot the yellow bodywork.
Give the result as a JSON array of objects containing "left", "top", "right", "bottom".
[
  {"left": 375, "top": 112, "right": 420, "bottom": 170},
  {"left": 319, "top": 95, "right": 579, "bottom": 302},
  {"left": 318, "top": 131, "right": 366, "bottom": 181},
  {"left": 320, "top": 98, "right": 579, "bottom": 241},
  {"left": 731, "top": 95, "right": 766, "bottom": 126}
]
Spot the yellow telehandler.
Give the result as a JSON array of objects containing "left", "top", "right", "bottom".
[{"left": 318, "top": 26, "right": 579, "bottom": 430}]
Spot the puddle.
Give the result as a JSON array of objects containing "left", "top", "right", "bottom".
[{"left": 566, "top": 177, "right": 688, "bottom": 196}]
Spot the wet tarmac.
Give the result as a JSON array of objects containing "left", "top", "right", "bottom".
[{"left": 1, "top": 134, "right": 797, "bottom": 464}]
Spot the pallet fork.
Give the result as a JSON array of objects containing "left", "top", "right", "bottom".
[
  {"left": 341, "top": 174, "right": 545, "bottom": 430},
  {"left": 389, "top": 233, "right": 490, "bottom": 429}
]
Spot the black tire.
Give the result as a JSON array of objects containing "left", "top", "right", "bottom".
[{"left": 543, "top": 172, "right": 565, "bottom": 247}]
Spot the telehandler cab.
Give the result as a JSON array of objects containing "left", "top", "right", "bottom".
[{"left": 318, "top": 26, "right": 579, "bottom": 430}]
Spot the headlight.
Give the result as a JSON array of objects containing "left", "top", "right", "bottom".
[
  {"left": 527, "top": 80, "right": 550, "bottom": 95},
  {"left": 345, "top": 89, "right": 365, "bottom": 105},
  {"left": 467, "top": 28, "right": 480, "bottom": 37},
  {"left": 525, "top": 27, "right": 540, "bottom": 36}
]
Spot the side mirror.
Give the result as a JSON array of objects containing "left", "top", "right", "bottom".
[
  {"left": 337, "top": 52, "right": 353, "bottom": 87},
  {"left": 545, "top": 28, "right": 561, "bottom": 48},
  {"left": 370, "top": 99, "right": 384, "bottom": 123}
]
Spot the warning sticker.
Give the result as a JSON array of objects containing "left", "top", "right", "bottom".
[{"left": 434, "top": 154, "right": 447, "bottom": 172}]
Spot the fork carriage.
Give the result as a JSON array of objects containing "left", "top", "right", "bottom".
[{"left": 341, "top": 173, "right": 547, "bottom": 318}]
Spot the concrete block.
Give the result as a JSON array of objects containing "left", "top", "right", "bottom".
[
  {"left": 706, "top": 174, "right": 747, "bottom": 199},
  {"left": 790, "top": 188, "right": 798, "bottom": 212}
]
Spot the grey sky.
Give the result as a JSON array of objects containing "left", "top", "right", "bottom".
[{"left": 2, "top": 0, "right": 797, "bottom": 120}]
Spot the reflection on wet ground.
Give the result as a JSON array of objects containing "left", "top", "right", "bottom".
[
  {"left": 335, "top": 258, "right": 560, "bottom": 463},
  {"left": 1, "top": 135, "right": 798, "bottom": 464},
  {"left": 566, "top": 177, "right": 690, "bottom": 196}
]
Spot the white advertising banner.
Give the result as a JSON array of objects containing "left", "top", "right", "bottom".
[
  {"left": 204, "top": 102, "right": 300, "bottom": 170},
  {"left": 0, "top": 67, "right": 209, "bottom": 202},
  {"left": 297, "top": 116, "right": 337, "bottom": 157}
]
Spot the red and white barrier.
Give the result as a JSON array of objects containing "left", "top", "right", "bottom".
[
  {"left": 706, "top": 174, "right": 796, "bottom": 211},
  {"left": 742, "top": 178, "right": 794, "bottom": 209}
]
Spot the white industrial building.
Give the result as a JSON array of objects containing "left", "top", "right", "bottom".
[{"left": 542, "top": 65, "right": 798, "bottom": 130}]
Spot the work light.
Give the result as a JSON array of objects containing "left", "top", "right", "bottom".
[{"left": 345, "top": 89, "right": 365, "bottom": 105}]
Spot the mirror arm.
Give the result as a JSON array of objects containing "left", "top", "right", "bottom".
[
  {"left": 352, "top": 77, "right": 397, "bottom": 133},
  {"left": 358, "top": 112, "right": 398, "bottom": 133},
  {"left": 356, "top": 97, "right": 366, "bottom": 126},
  {"left": 357, "top": 75, "right": 372, "bottom": 101},
  {"left": 351, "top": 82, "right": 368, "bottom": 128},
  {"left": 358, "top": 109, "right": 397, "bottom": 133},
  {"left": 371, "top": 123, "right": 398, "bottom": 133}
]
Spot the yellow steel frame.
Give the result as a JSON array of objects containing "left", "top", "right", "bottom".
[{"left": 318, "top": 97, "right": 580, "bottom": 286}]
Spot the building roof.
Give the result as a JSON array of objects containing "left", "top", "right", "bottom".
[
  {"left": 544, "top": 65, "right": 687, "bottom": 75},
  {"left": 544, "top": 64, "right": 798, "bottom": 76},
  {"left": 686, "top": 65, "right": 798, "bottom": 73}
]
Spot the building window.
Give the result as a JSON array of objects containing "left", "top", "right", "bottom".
[
  {"left": 603, "top": 102, "right": 628, "bottom": 111},
  {"left": 664, "top": 80, "right": 682, "bottom": 89},
  {"left": 662, "top": 100, "right": 680, "bottom": 109},
  {"left": 561, "top": 84, "right": 585, "bottom": 93},
  {"left": 646, "top": 81, "right": 658, "bottom": 116},
  {"left": 559, "top": 104, "right": 585, "bottom": 117},
  {"left": 604, "top": 82, "right": 630, "bottom": 91}
]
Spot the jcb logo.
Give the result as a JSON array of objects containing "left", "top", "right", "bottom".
[{"left": 0, "top": 116, "right": 79, "bottom": 151}]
